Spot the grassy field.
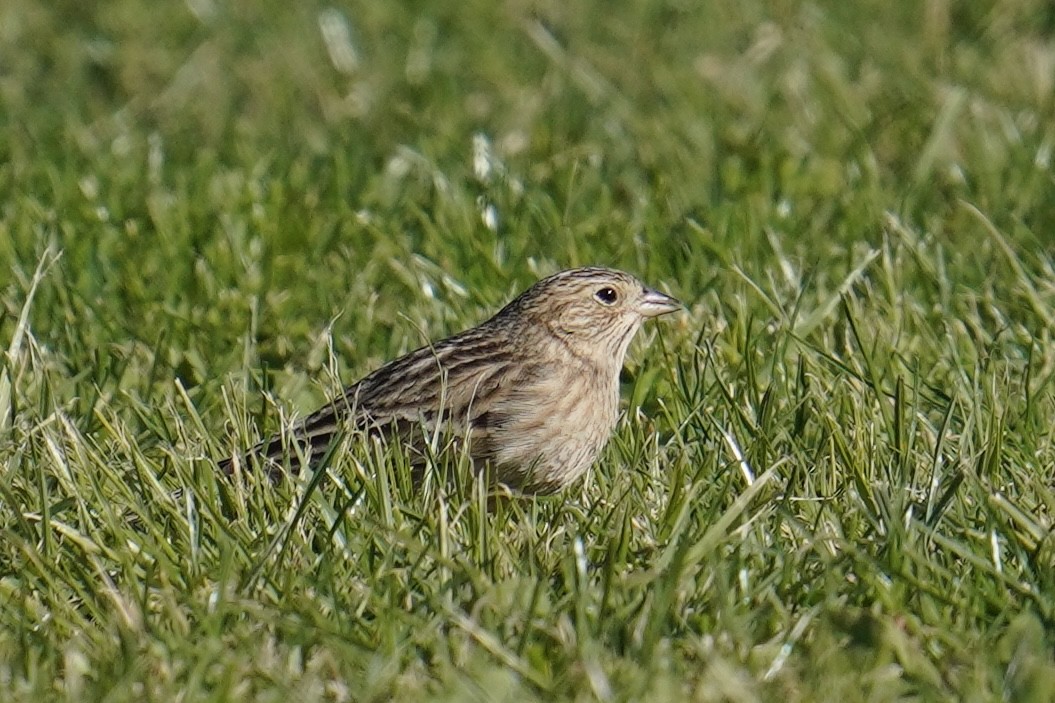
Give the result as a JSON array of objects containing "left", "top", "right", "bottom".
[{"left": 3, "top": 0, "right": 1055, "bottom": 700}]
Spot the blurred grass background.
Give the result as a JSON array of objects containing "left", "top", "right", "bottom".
[{"left": 3, "top": 0, "right": 1055, "bottom": 700}]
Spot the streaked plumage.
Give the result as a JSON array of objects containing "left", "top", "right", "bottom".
[{"left": 219, "top": 267, "right": 680, "bottom": 494}]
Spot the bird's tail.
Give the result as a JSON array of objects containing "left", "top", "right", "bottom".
[{"left": 218, "top": 407, "right": 346, "bottom": 480}]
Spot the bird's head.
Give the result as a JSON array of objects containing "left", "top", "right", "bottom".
[{"left": 503, "top": 267, "right": 681, "bottom": 367}]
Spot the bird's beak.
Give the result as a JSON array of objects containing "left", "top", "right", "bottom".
[{"left": 639, "top": 288, "right": 682, "bottom": 318}]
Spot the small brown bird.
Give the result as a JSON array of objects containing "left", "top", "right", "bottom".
[{"left": 220, "top": 267, "right": 681, "bottom": 494}]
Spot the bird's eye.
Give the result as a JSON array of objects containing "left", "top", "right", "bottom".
[{"left": 594, "top": 286, "right": 619, "bottom": 305}]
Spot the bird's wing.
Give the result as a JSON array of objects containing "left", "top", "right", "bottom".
[
  {"left": 221, "top": 326, "right": 536, "bottom": 477},
  {"left": 342, "top": 332, "right": 545, "bottom": 467}
]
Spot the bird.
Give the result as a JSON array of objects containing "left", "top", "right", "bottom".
[{"left": 219, "top": 267, "right": 681, "bottom": 494}]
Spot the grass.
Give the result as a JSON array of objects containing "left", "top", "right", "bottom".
[{"left": 3, "top": 0, "right": 1055, "bottom": 700}]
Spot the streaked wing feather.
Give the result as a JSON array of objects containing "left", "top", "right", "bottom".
[{"left": 223, "top": 324, "right": 530, "bottom": 477}]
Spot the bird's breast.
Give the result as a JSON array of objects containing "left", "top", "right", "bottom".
[{"left": 483, "top": 362, "right": 621, "bottom": 492}]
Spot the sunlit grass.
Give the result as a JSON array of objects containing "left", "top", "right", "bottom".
[{"left": 3, "top": 0, "right": 1055, "bottom": 700}]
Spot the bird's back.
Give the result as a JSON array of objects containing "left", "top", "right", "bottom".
[{"left": 219, "top": 320, "right": 529, "bottom": 481}]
